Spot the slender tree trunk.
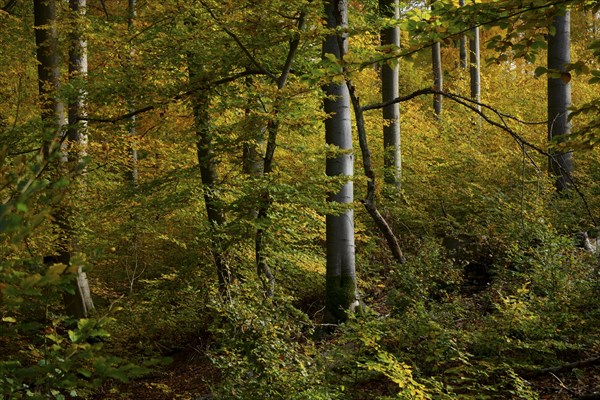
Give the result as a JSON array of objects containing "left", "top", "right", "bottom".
[
  {"left": 253, "top": 13, "right": 304, "bottom": 297},
  {"left": 323, "top": 0, "right": 357, "bottom": 323},
  {"left": 34, "top": 0, "right": 63, "bottom": 156},
  {"left": 379, "top": 0, "right": 401, "bottom": 191},
  {"left": 548, "top": 10, "right": 573, "bottom": 192},
  {"left": 35, "top": 0, "right": 93, "bottom": 319},
  {"left": 346, "top": 80, "right": 406, "bottom": 265},
  {"left": 469, "top": 26, "right": 481, "bottom": 111},
  {"left": 431, "top": 1, "right": 443, "bottom": 119},
  {"left": 62, "top": 0, "right": 94, "bottom": 318},
  {"left": 128, "top": 0, "right": 138, "bottom": 187},
  {"left": 188, "top": 62, "right": 230, "bottom": 292},
  {"left": 242, "top": 76, "right": 265, "bottom": 219},
  {"left": 459, "top": 0, "right": 467, "bottom": 69}
]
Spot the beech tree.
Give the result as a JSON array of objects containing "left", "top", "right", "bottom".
[
  {"left": 34, "top": 0, "right": 63, "bottom": 156},
  {"left": 323, "top": 0, "right": 357, "bottom": 322},
  {"left": 380, "top": 0, "right": 401, "bottom": 190},
  {"left": 459, "top": 0, "right": 467, "bottom": 69},
  {"left": 548, "top": 8, "right": 573, "bottom": 192},
  {"left": 127, "top": 0, "right": 138, "bottom": 187},
  {"left": 470, "top": 26, "right": 481, "bottom": 110},
  {"left": 188, "top": 60, "right": 231, "bottom": 291},
  {"left": 35, "top": 0, "right": 93, "bottom": 318},
  {"left": 431, "top": 2, "right": 443, "bottom": 116},
  {"left": 64, "top": 0, "right": 94, "bottom": 318}
]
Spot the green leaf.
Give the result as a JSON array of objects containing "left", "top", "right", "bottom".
[{"left": 534, "top": 66, "right": 547, "bottom": 77}]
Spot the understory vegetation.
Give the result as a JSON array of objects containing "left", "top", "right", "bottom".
[{"left": 2, "top": 0, "right": 600, "bottom": 399}]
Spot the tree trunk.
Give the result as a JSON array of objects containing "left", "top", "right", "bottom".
[
  {"left": 64, "top": 0, "right": 94, "bottom": 318},
  {"left": 346, "top": 80, "right": 406, "bottom": 265},
  {"left": 252, "top": 12, "right": 304, "bottom": 297},
  {"left": 379, "top": 0, "right": 401, "bottom": 191},
  {"left": 547, "top": 10, "right": 573, "bottom": 192},
  {"left": 188, "top": 62, "right": 230, "bottom": 292},
  {"left": 323, "top": 0, "right": 358, "bottom": 323},
  {"left": 35, "top": 0, "right": 93, "bottom": 319},
  {"left": 432, "top": 39, "right": 443, "bottom": 116},
  {"left": 128, "top": 0, "right": 138, "bottom": 187},
  {"left": 459, "top": 0, "right": 467, "bottom": 69},
  {"left": 34, "top": 0, "right": 63, "bottom": 156},
  {"left": 242, "top": 76, "right": 265, "bottom": 219},
  {"left": 469, "top": 26, "right": 481, "bottom": 111}
]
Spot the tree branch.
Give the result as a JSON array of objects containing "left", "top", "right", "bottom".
[
  {"left": 363, "top": 87, "right": 598, "bottom": 226},
  {"left": 198, "top": 0, "right": 277, "bottom": 81},
  {"left": 1, "top": 0, "right": 17, "bottom": 13},
  {"left": 354, "top": 0, "right": 575, "bottom": 72},
  {"left": 79, "top": 70, "right": 264, "bottom": 123}
]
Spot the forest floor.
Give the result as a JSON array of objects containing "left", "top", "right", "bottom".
[
  {"left": 94, "top": 352, "right": 216, "bottom": 399},
  {"left": 90, "top": 346, "right": 600, "bottom": 399}
]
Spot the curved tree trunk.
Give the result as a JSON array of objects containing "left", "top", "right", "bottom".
[
  {"left": 547, "top": 10, "right": 573, "bottom": 192},
  {"left": 323, "top": 0, "right": 357, "bottom": 323},
  {"left": 379, "top": 0, "right": 401, "bottom": 191},
  {"left": 188, "top": 61, "right": 230, "bottom": 292},
  {"left": 346, "top": 80, "right": 406, "bottom": 265}
]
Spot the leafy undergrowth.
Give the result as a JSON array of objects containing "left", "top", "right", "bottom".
[{"left": 84, "top": 220, "right": 600, "bottom": 400}]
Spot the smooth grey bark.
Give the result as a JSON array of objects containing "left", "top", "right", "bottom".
[
  {"left": 379, "top": 0, "right": 401, "bottom": 191},
  {"left": 35, "top": 0, "right": 93, "bottom": 319},
  {"left": 459, "top": 0, "right": 467, "bottom": 69},
  {"left": 469, "top": 26, "right": 481, "bottom": 111},
  {"left": 323, "top": 0, "right": 357, "bottom": 323},
  {"left": 432, "top": 42, "right": 443, "bottom": 116},
  {"left": 431, "top": 0, "right": 443, "bottom": 118},
  {"left": 547, "top": 10, "right": 573, "bottom": 192},
  {"left": 188, "top": 63, "right": 230, "bottom": 292},
  {"left": 128, "top": 0, "right": 138, "bottom": 187},
  {"left": 64, "top": 0, "right": 94, "bottom": 318}
]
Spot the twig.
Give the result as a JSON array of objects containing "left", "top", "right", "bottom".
[
  {"left": 550, "top": 372, "right": 579, "bottom": 396},
  {"left": 78, "top": 70, "right": 264, "bottom": 123},
  {"left": 355, "top": 0, "right": 576, "bottom": 71},
  {"left": 363, "top": 87, "right": 598, "bottom": 227},
  {"left": 198, "top": 0, "right": 277, "bottom": 81}
]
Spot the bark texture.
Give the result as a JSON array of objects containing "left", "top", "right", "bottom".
[
  {"left": 431, "top": 0, "right": 442, "bottom": 116},
  {"left": 189, "top": 62, "right": 230, "bottom": 291},
  {"left": 459, "top": 0, "right": 467, "bottom": 69},
  {"left": 469, "top": 26, "right": 481, "bottom": 111},
  {"left": 346, "top": 80, "right": 406, "bottom": 265},
  {"left": 379, "top": 0, "right": 401, "bottom": 191},
  {"left": 323, "top": 0, "right": 357, "bottom": 323},
  {"left": 547, "top": 10, "right": 573, "bottom": 192},
  {"left": 128, "top": 0, "right": 138, "bottom": 187},
  {"left": 64, "top": 0, "right": 94, "bottom": 318},
  {"left": 34, "top": 0, "right": 63, "bottom": 156}
]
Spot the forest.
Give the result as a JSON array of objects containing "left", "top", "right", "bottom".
[{"left": 2, "top": 0, "right": 600, "bottom": 398}]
